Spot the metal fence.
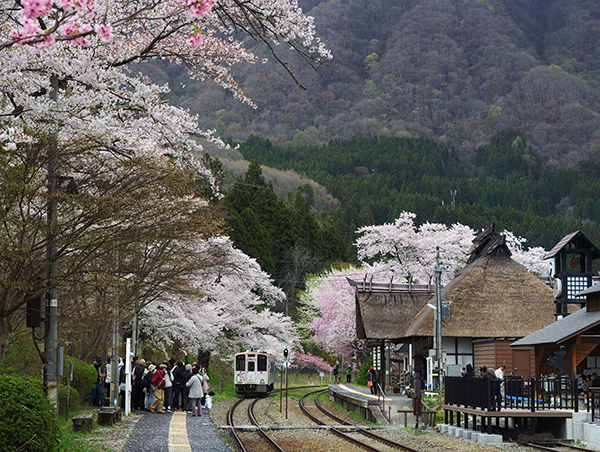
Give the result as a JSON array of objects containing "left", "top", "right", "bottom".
[{"left": 445, "top": 376, "right": 579, "bottom": 412}]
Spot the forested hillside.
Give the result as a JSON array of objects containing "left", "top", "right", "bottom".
[
  {"left": 146, "top": 0, "right": 600, "bottom": 168},
  {"left": 234, "top": 131, "right": 600, "bottom": 252}
]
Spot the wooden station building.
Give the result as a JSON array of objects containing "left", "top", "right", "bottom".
[{"left": 349, "top": 225, "right": 556, "bottom": 387}]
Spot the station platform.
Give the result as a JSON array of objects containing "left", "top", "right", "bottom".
[
  {"left": 328, "top": 384, "right": 424, "bottom": 427},
  {"left": 123, "top": 407, "right": 230, "bottom": 452}
]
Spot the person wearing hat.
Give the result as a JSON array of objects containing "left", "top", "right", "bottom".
[
  {"left": 367, "top": 366, "right": 377, "bottom": 395},
  {"left": 150, "top": 363, "right": 167, "bottom": 413}
]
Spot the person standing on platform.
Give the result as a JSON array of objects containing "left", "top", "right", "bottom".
[
  {"left": 367, "top": 367, "right": 377, "bottom": 395},
  {"left": 495, "top": 364, "right": 506, "bottom": 399},
  {"left": 346, "top": 365, "right": 351, "bottom": 383},
  {"left": 89, "top": 357, "right": 106, "bottom": 406},
  {"left": 186, "top": 367, "right": 203, "bottom": 417},
  {"left": 131, "top": 357, "right": 145, "bottom": 410},
  {"left": 150, "top": 364, "right": 166, "bottom": 413}
]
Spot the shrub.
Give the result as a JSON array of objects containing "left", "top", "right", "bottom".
[
  {"left": 58, "top": 385, "right": 81, "bottom": 417},
  {"left": 0, "top": 375, "right": 59, "bottom": 452},
  {"left": 60, "top": 355, "right": 96, "bottom": 405},
  {"left": 356, "top": 357, "right": 373, "bottom": 386}
]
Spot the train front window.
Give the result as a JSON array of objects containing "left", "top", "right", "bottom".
[
  {"left": 258, "top": 355, "right": 267, "bottom": 371},
  {"left": 248, "top": 361, "right": 255, "bottom": 371},
  {"left": 235, "top": 355, "right": 245, "bottom": 371}
]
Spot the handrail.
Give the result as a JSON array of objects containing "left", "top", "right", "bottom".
[
  {"left": 446, "top": 376, "right": 578, "bottom": 412},
  {"left": 376, "top": 384, "right": 391, "bottom": 423}
]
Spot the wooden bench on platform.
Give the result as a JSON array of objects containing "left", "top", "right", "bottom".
[
  {"left": 72, "top": 413, "right": 94, "bottom": 432},
  {"left": 98, "top": 407, "right": 122, "bottom": 426}
]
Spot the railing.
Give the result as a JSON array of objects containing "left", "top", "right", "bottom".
[
  {"left": 376, "top": 384, "right": 391, "bottom": 423},
  {"left": 588, "top": 388, "right": 600, "bottom": 421},
  {"left": 445, "top": 376, "right": 579, "bottom": 412}
]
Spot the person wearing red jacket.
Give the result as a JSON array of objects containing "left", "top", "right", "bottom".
[{"left": 150, "top": 364, "right": 167, "bottom": 413}]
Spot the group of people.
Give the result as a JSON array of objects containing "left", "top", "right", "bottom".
[
  {"left": 89, "top": 354, "right": 213, "bottom": 417},
  {"left": 332, "top": 362, "right": 353, "bottom": 384},
  {"left": 461, "top": 363, "right": 506, "bottom": 411},
  {"left": 578, "top": 372, "right": 600, "bottom": 396}
]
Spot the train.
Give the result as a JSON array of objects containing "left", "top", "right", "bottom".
[{"left": 234, "top": 350, "right": 276, "bottom": 396}]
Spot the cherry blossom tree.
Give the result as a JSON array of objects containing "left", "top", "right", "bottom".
[
  {"left": 355, "top": 211, "right": 476, "bottom": 285},
  {"left": 502, "top": 230, "right": 552, "bottom": 276},
  {"left": 302, "top": 212, "right": 551, "bottom": 360},
  {"left": 292, "top": 351, "right": 332, "bottom": 378},
  {"left": 140, "top": 236, "right": 299, "bottom": 358},
  {"left": 0, "top": 0, "right": 329, "bottom": 365},
  {"left": 297, "top": 267, "right": 364, "bottom": 360}
]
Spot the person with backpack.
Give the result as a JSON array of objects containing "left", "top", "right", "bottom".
[
  {"left": 172, "top": 360, "right": 185, "bottom": 411},
  {"left": 163, "top": 360, "right": 175, "bottom": 413},
  {"left": 143, "top": 364, "right": 156, "bottom": 410},
  {"left": 150, "top": 364, "right": 167, "bottom": 413}
]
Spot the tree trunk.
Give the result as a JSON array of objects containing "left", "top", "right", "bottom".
[{"left": 0, "top": 314, "right": 11, "bottom": 363}]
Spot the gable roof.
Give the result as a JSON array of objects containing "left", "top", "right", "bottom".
[
  {"left": 349, "top": 278, "right": 433, "bottom": 340},
  {"left": 543, "top": 230, "right": 600, "bottom": 260},
  {"left": 402, "top": 254, "right": 556, "bottom": 339},
  {"left": 511, "top": 307, "right": 600, "bottom": 347}
]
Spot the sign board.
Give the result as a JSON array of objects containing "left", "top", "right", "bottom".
[{"left": 373, "top": 346, "right": 381, "bottom": 370}]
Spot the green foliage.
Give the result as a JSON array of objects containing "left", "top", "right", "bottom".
[
  {"left": 1, "top": 330, "right": 43, "bottom": 378},
  {"left": 356, "top": 357, "right": 373, "bottom": 386},
  {"left": 60, "top": 356, "right": 97, "bottom": 406},
  {"left": 235, "top": 132, "right": 600, "bottom": 254},
  {"left": 223, "top": 160, "right": 346, "bottom": 318},
  {"left": 0, "top": 376, "right": 59, "bottom": 452},
  {"left": 58, "top": 385, "right": 81, "bottom": 418}
]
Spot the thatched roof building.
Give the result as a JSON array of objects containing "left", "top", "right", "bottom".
[
  {"left": 348, "top": 278, "right": 434, "bottom": 340},
  {"left": 402, "top": 253, "right": 555, "bottom": 339}
]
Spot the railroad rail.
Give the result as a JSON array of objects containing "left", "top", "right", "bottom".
[
  {"left": 248, "top": 398, "right": 286, "bottom": 452},
  {"left": 299, "top": 389, "right": 422, "bottom": 452},
  {"left": 314, "top": 391, "right": 419, "bottom": 451},
  {"left": 226, "top": 398, "right": 250, "bottom": 452},
  {"left": 227, "top": 392, "right": 288, "bottom": 452},
  {"left": 525, "top": 443, "right": 593, "bottom": 452}
]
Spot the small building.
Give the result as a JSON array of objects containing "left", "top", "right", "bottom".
[
  {"left": 401, "top": 225, "right": 555, "bottom": 379},
  {"left": 543, "top": 230, "right": 600, "bottom": 318},
  {"left": 511, "top": 283, "right": 600, "bottom": 378},
  {"left": 348, "top": 225, "right": 557, "bottom": 386}
]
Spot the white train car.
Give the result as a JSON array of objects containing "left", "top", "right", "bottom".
[{"left": 234, "top": 350, "right": 276, "bottom": 396}]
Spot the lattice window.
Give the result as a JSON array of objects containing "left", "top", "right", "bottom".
[{"left": 567, "top": 276, "right": 588, "bottom": 299}]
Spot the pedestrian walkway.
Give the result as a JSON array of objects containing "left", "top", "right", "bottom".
[{"left": 123, "top": 408, "right": 230, "bottom": 452}]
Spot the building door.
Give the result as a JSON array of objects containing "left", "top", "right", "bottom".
[{"left": 512, "top": 349, "right": 531, "bottom": 378}]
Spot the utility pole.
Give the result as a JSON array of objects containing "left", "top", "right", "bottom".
[
  {"left": 434, "top": 247, "right": 443, "bottom": 389},
  {"left": 110, "top": 247, "right": 120, "bottom": 407},
  {"left": 45, "top": 74, "right": 60, "bottom": 415}
]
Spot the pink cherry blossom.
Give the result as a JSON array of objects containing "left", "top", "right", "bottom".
[
  {"left": 187, "top": 0, "right": 214, "bottom": 18},
  {"left": 94, "top": 24, "right": 113, "bottom": 42},
  {"left": 186, "top": 34, "right": 203, "bottom": 46},
  {"left": 36, "top": 33, "right": 57, "bottom": 49},
  {"left": 21, "top": 0, "right": 53, "bottom": 20}
]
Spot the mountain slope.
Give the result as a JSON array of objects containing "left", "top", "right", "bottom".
[{"left": 156, "top": 0, "right": 600, "bottom": 168}]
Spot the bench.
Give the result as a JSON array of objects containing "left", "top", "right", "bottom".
[
  {"left": 72, "top": 413, "right": 93, "bottom": 432},
  {"left": 98, "top": 407, "right": 122, "bottom": 426}
]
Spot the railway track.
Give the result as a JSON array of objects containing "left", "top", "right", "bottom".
[
  {"left": 226, "top": 393, "right": 287, "bottom": 452},
  {"left": 525, "top": 442, "right": 594, "bottom": 452},
  {"left": 298, "top": 389, "right": 423, "bottom": 452},
  {"left": 226, "top": 398, "right": 250, "bottom": 452}
]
